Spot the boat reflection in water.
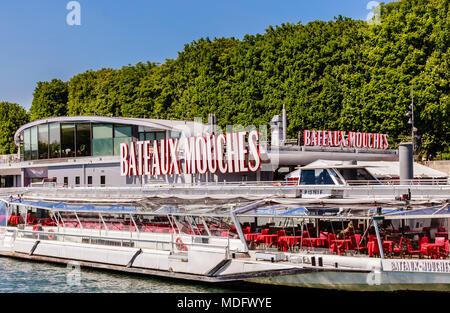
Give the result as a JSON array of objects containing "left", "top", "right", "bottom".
[{"left": 1, "top": 195, "right": 449, "bottom": 292}]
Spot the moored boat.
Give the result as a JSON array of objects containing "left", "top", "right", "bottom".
[{"left": 1, "top": 196, "right": 449, "bottom": 291}]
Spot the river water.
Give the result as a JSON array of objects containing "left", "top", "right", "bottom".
[{"left": 0, "top": 257, "right": 271, "bottom": 293}]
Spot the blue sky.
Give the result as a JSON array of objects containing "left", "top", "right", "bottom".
[{"left": 0, "top": 0, "right": 396, "bottom": 109}]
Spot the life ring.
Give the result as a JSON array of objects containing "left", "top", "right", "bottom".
[
  {"left": 32, "top": 224, "right": 41, "bottom": 231},
  {"left": 47, "top": 229, "right": 55, "bottom": 240},
  {"left": 32, "top": 224, "right": 42, "bottom": 239},
  {"left": 175, "top": 237, "right": 187, "bottom": 251}
]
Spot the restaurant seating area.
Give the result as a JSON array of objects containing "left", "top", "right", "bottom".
[
  {"left": 12, "top": 207, "right": 450, "bottom": 260},
  {"left": 23, "top": 214, "right": 239, "bottom": 237},
  {"left": 243, "top": 224, "right": 450, "bottom": 259}
]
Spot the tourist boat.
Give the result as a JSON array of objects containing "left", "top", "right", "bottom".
[{"left": 1, "top": 195, "right": 449, "bottom": 291}]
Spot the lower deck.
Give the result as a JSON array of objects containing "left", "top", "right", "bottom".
[
  {"left": 1, "top": 197, "right": 450, "bottom": 291},
  {"left": 1, "top": 224, "right": 450, "bottom": 291}
]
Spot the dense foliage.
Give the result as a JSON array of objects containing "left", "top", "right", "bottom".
[
  {"left": 0, "top": 102, "right": 29, "bottom": 154},
  {"left": 30, "top": 79, "right": 68, "bottom": 121},
  {"left": 18, "top": 0, "right": 450, "bottom": 157}
]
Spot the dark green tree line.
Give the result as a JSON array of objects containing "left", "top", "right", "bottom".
[
  {"left": 22, "top": 0, "right": 450, "bottom": 157},
  {"left": 0, "top": 102, "right": 29, "bottom": 154}
]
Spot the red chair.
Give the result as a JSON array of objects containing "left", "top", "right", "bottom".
[
  {"left": 319, "top": 232, "right": 328, "bottom": 247},
  {"left": 110, "top": 224, "right": 121, "bottom": 231},
  {"left": 261, "top": 228, "right": 269, "bottom": 235},
  {"left": 278, "top": 239, "right": 289, "bottom": 252},
  {"left": 144, "top": 226, "right": 153, "bottom": 232},
  {"left": 428, "top": 237, "right": 447, "bottom": 259},
  {"left": 351, "top": 234, "right": 368, "bottom": 253},
  {"left": 327, "top": 233, "right": 336, "bottom": 247},
  {"left": 393, "top": 237, "right": 405, "bottom": 255},
  {"left": 243, "top": 227, "right": 251, "bottom": 234},
  {"left": 435, "top": 237, "right": 446, "bottom": 246},
  {"left": 445, "top": 240, "right": 449, "bottom": 258},
  {"left": 407, "top": 238, "right": 423, "bottom": 257},
  {"left": 419, "top": 237, "right": 430, "bottom": 256},
  {"left": 368, "top": 236, "right": 381, "bottom": 257},
  {"left": 27, "top": 218, "right": 37, "bottom": 225},
  {"left": 328, "top": 234, "right": 345, "bottom": 255}
]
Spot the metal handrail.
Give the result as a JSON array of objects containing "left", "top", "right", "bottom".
[
  {"left": 16, "top": 178, "right": 450, "bottom": 191},
  {"left": 346, "top": 179, "right": 449, "bottom": 186},
  {"left": 12, "top": 228, "right": 235, "bottom": 251}
]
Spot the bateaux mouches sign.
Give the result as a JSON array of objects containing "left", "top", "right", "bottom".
[
  {"left": 303, "top": 130, "right": 389, "bottom": 149},
  {"left": 120, "top": 131, "right": 261, "bottom": 177}
]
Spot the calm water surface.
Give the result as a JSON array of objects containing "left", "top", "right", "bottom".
[{"left": 0, "top": 257, "right": 250, "bottom": 293}]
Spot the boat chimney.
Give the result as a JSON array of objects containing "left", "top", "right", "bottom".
[
  {"left": 270, "top": 115, "right": 283, "bottom": 147},
  {"left": 208, "top": 113, "right": 216, "bottom": 135},
  {"left": 399, "top": 142, "right": 414, "bottom": 184},
  {"left": 282, "top": 104, "right": 287, "bottom": 145}
]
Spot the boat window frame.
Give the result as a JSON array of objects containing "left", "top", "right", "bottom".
[{"left": 328, "top": 168, "right": 345, "bottom": 185}]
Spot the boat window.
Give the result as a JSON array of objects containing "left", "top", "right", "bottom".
[
  {"left": 49, "top": 123, "right": 61, "bottom": 158},
  {"left": 170, "top": 131, "right": 181, "bottom": 138},
  {"left": 155, "top": 132, "right": 165, "bottom": 141},
  {"left": 299, "top": 169, "right": 335, "bottom": 185},
  {"left": 113, "top": 125, "right": 132, "bottom": 155},
  {"left": 138, "top": 131, "right": 166, "bottom": 142},
  {"left": 30, "top": 126, "right": 38, "bottom": 160},
  {"left": 100, "top": 175, "right": 106, "bottom": 186},
  {"left": 92, "top": 124, "right": 113, "bottom": 156},
  {"left": 38, "top": 124, "right": 49, "bottom": 159},
  {"left": 336, "top": 168, "right": 377, "bottom": 182},
  {"left": 76, "top": 123, "right": 91, "bottom": 157},
  {"left": 23, "top": 129, "right": 31, "bottom": 161},
  {"left": 328, "top": 169, "right": 344, "bottom": 185},
  {"left": 61, "top": 124, "right": 75, "bottom": 158}
]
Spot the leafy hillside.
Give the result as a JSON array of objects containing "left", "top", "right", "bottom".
[
  {"left": 7, "top": 0, "right": 450, "bottom": 157},
  {"left": 0, "top": 102, "right": 29, "bottom": 154}
]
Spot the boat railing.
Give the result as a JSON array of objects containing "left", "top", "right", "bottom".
[
  {"left": 30, "top": 182, "right": 57, "bottom": 188},
  {"left": 7, "top": 227, "right": 235, "bottom": 255},
  {"left": 346, "top": 178, "right": 450, "bottom": 186},
  {"left": 19, "top": 183, "right": 449, "bottom": 202},
  {"left": 170, "top": 178, "right": 450, "bottom": 187}
]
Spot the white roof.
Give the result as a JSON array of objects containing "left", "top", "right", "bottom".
[
  {"left": 14, "top": 116, "right": 209, "bottom": 144},
  {"left": 285, "top": 159, "right": 448, "bottom": 179},
  {"left": 360, "top": 161, "right": 448, "bottom": 179}
]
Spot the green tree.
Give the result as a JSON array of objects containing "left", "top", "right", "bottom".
[
  {"left": 0, "top": 102, "right": 29, "bottom": 154},
  {"left": 32, "top": 0, "right": 449, "bottom": 156},
  {"left": 30, "top": 79, "right": 68, "bottom": 121}
]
